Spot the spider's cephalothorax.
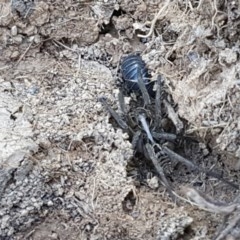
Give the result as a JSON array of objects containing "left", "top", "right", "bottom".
[{"left": 100, "top": 54, "right": 238, "bottom": 197}]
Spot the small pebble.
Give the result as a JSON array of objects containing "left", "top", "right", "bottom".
[
  {"left": 11, "top": 26, "right": 18, "bottom": 36},
  {"left": 147, "top": 176, "right": 159, "bottom": 189},
  {"left": 27, "top": 85, "right": 40, "bottom": 95}
]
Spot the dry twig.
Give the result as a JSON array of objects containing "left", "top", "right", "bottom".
[
  {"left": 15, "top": 41, "right": 34, "bottom": 66},
  {"left": 181, "top": 186, "right": 239, "bottom": 214},
  {"left": 138, "top": 0, "right": 170, "bottom": 38},
  {"left": 215, "top": 213, "right": 240, "bottom": 240}
]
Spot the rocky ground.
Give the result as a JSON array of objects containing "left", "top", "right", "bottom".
[{"left": 0, "top": 0, "right": 240, "bottom": 239}]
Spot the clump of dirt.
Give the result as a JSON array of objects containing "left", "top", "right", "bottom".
[
  {"left": 140, "top": 0, "right": 240, "bottom": 163},
  {"left": 0, "top": 0, "right": 240, "bottom": 239}
]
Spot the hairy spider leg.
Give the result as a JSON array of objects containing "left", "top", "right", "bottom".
[
  {"left": 138, "top": 113, "right": 154, "bottom": 144},
  {"left": 137, "top": 68, "right": 151, "bottom": 106},
  {"left": 163, "top": 99, "right": 183, "bottom": 134},
  {"left": 163, "top": 146, "right": 196, "bottom": 170},
  {"left": 152, "top": 132, "right": 177, "bottom": 142},
  {"left": 118, "top": 88, "right": 127, "bottom": 116},
  {"left": 145, "top": 143, "right": 176, "bottom": 200},
  {"left": 154, "top": 75, "right": 162, "bottom": 131},
  {"left": 163, "top": 146, "right": 239, "bottom": 190},
  {"left": 118, "top": 88, "right": 138, "bottom": 131},
  {"left": 131, "top": 130, "right": 142, "bottom": 150},
  {"left": 99, "top": 97, "right": 128, "bottom": 130}
]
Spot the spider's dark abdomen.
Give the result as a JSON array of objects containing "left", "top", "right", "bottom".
[{"left": 121, "top": 54, "right": 152, "bottom": 92}]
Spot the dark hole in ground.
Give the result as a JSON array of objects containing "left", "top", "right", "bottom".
[
  {"left": 99, "top": 9, "right": 126, "bottom": 35},
  {"left": 122, "top": 190, "right": 136, "bottom": 213}
]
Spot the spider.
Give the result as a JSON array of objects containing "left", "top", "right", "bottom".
[{"left": 99, "top": 54, "right": 238, "bottom": 197}]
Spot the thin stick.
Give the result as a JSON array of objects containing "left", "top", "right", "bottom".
[
  {"left": 53, "top": 40, "right": 76, "bottom": 52},
  {"left": 181, "top": 186, "right": 239, "bottom": 214},
  {"left": 196, "top": 0, "right": 205, "bottom": 10},
  {"left": 215, "top": 213, "right": 240, "bottom": 240},
  {"left": 15, "top": 41, "right": 33, "bottom": 66},
  {"left": 138, "top": 0, "right": 171, "bottom": 38}
]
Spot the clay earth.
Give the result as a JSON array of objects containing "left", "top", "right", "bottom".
[{"left": 0, "top": 0, "right": 240, "bottom": 239}]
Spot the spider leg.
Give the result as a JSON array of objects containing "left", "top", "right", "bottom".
[
  {"left": 205, "top": 170, "right": 239, "bottom": 190},
  {"left": 163, "top": 146, "right": 239, "bottom": 190},
  {"left": 153, "top": 132, "right": 199, "bottom": 157},
  {"left": 145, "top": 143, "right": 176, "bottom": 199},
  {"left": 152, "top": 132, "right": 199, "bottom": 147},
  {"left": 131, "top": 130, "right": 142, "bottom": 150},
  {"left": 155, "top": 150, "right": 174, "bottom": 175},
  {"left": 152, "top": 132, "right": 177, "bottom": 142},
  {"left": 154, "top": 75, "right": 162, "bottom": 131},
  {"left": 163, "top": 146, "right": 197, "bottom": 170},
  {"left": 163, "top": 99, "right": 183, "bottom": 134},
  {"left": 137, "top": 69, "right": 151, "bottom": 106},
  {"left": 138, "top": 113, "right": 154, "bottom": 143},
  {"left": 118, "top": 88, "right": 127, "bottom": 115},
  {"left": 99, "top": 97, "right": 128, "bottom": 130},
  {"left": 118, "top": 88, "right": 139, "bottom": 130}
]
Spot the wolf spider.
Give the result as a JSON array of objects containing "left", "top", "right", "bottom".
[{"left": 99, "top": 54, "right": 238, "bottom": 197}]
